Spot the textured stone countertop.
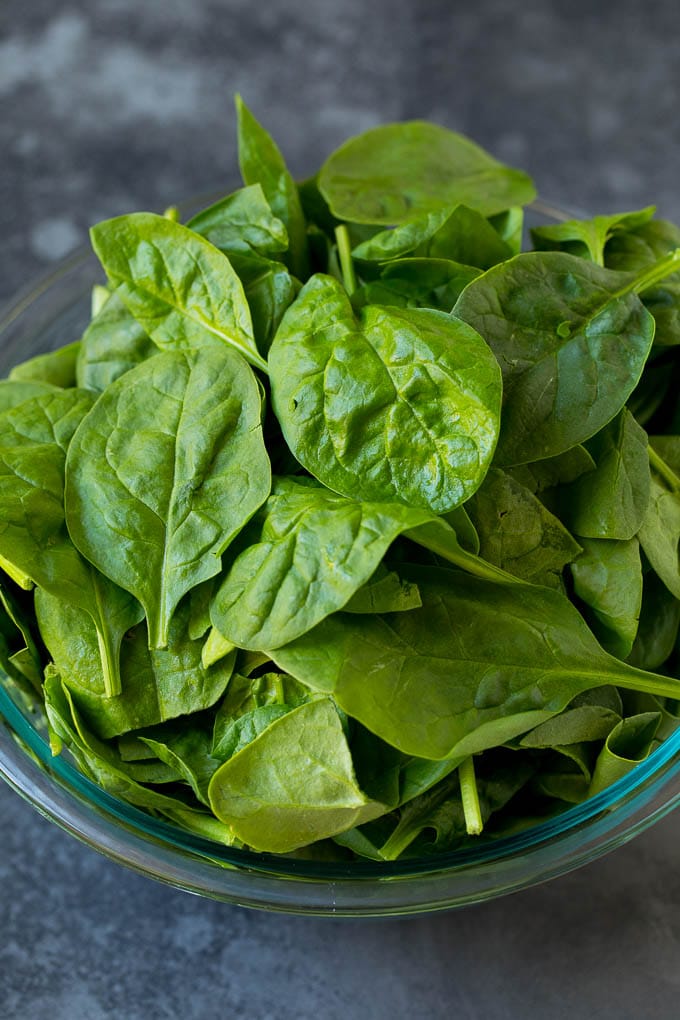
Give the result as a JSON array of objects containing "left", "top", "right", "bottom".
[{"left": 2, "top": 2, "right": 680, "bottom": 1017}]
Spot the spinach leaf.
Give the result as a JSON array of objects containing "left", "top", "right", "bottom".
[
  {"left": 352, "top": 204, "right": 512, "bottom": 269},
  {"left": 343, "top": 567, "right": 422, "bottom": 614},
  {"left": 0, "top": 390, "right": 141, "bottom": 695},
  {"left": 465, "top": 467, "right": 582, "bottom": 587},
  {"left": 270, "top": 274, "right": 502, "bottom": 513},
  {"left": 210, "top": 477, "right": 461, "bottom": 650},
  {"left": 508, "top": 445, "right": 595, "bottom": 494},
  {"left": 141, "top": 724, "right": 220, "bottom": 806},
  {"left": 531, "top": 207, "right": 656, "bottom": 265},
  {"left": 453, "top": 251, "right": 674, "bottom": 465},
  {"left": 9, "top": 341, "right": 80, "bottom": 388},
  {"left": 186, "top": 184, "right": 289, "bottom": 258},
  {"left": 520, "top": 703, "right": 621, "bottom": 748},
  {"left": 318, "top": 121, "right": 536, "bottom": 223},
  {"left": 570, "top": 537, "right": 643, "bottom": 658},
  {"left": 235, "top": 95, "right": 308, "bottom": 279},
  {"left": 0, "top": 379, "right": 59, "bottom": 414},
  {"left": 65, "top": 347, "right": 271, "bottom": 649},
  {"left": 76, "top": 290, "right": 157, "bottom": 393},
  {"left": 226, "top": 252, "right": 298, "bottom": 355},
  {"left": 638, "top": 461, "right": 680, "bottom": 600},
  {"left": 626, "top": 571, "right": 680, "bottom": 670},
  {"left": 89, "top": 212, "right": 268, "bottom": 373},
  {"left": 35, "top": 589, "right": 235, "bottom": 738},
  {"left": 606, "top": 218, "right": 680, "bottom": 348},
  {"left": 0, "top": 581, "right": 43, "bottom": 695},
  {"left": 588, "top": 712, "right": 661, "bottom": 795},
  {"left": 208, "top": 697, "right": 387, "bottom": 852},
  {"left": 559, "top": 409, "right": 650, "bottom": 540},
  {"left": 272, "top": 566, "right": 680, "bottom": 760},
  {"left": 44, "top": 668, "right": 196, "bottom": 813},
  {"left": 352, "top": 258, "right": 481, "bottom": 314}
]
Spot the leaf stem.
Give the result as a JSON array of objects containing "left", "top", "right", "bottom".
[
  {"left": 632, "top": 247, "right": 680, "bottom": 295},
  {"left": 335, "top": 225, "right": 358, "bottom": 297},
  {"left": 459, "top": 755, "right": 483, "bottom": 836},
  {"left": 648, "top": 445, "right": 680, "bottom": 492}
]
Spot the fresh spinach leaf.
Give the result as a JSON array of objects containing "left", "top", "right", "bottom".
[
  {"left": 453, "top": 251, "right": 677, "bottom": 465},
  {"left": 318, "top": 121, "right": 536, "bottom": 223},
  {"left": 35, "top": 589, "right": 235, "bottom": 738},
  {"left": 208, "top": 697, "right": 387, "bottom": 852},
  {"left": 186, "top": 184, "right": 289, "bottom": 258},
  {"left": 90, "top": 212, "right": 268, "bottom": 373},
  {"left": 235, "top": 95, "right": 308, "bottom": 279},
  {"left": 76, "top": 290, "right": 157, "bottom": 393},
  {"left": 272, "top": 566, "right": 680, "bottom": 761},
  {"left": 9, "top": 342, "right": 80, "bottom": 388},
  {"left": 65, "top": 347, "right": 271, "bottom": 649},
  {"left": 588, "top": 712, "right": 661, "bottom": 795},
  {"left": 559, "top": 409, "right": 650, "bottom": 540},
  {"left": 352, "top": 258, "right": 481, "bottom": 314},
  {"left": 570, "top": 537, "right": 643, "bottom": 658},
  {"left": 0, "top": 390, "right": 141, "bottom": 695},
  {"left": 465, "top": 468, "right": 582, "bottom": 587},
  {"left": 270, "top": 274, "right": 502, "bottom": 513},
  {"left": 626, "top": 571, "right": 680, "bottom": 671},
  {"left": 531, "top": 207, "right": 655, "bottom": 265}
]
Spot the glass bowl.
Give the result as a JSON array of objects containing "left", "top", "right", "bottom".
[{"left": 1, "top": 200, "right": 679, "bottom": 918}]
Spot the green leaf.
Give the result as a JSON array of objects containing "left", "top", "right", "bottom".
[
  {"left": 318, "top": 121, "right": 536, "bottom": 223},
  {"left": 343, "top": 568, "right": 422, "bottom": 614},
  {"left": 454, "top": 252, "right": 658, "bottom": 465},
  {"left": 235, "top": 95, "right": 308, "bottom": 279},
  {"left": 212, "top": 477, "right": 441, "bottom": 650},
  {"left": 35, "top": 589, "right": 235, "bottom": 738},
  {"left": 271, "top": 567, "right": 680, "bottom": 760},
  {"left": 186, "top": 184, "right": 289, "bottom": 258},
  {"left": 520, "top": 703, "right": 621, "bottom": 747},
  {"left": 606, "top": 217, "right": 680, "bottom": 347},
  {"left": 353, "top": 258, "right": 482, "bottom": 314},
  {"left": 208, "top": 698, "right": 386, "bottom": 852},
  {"left": 44, "top": 669, "right": 197, "bottom": 814},
  {"left": 89, "top": 212, "right": 268, "bottom": 373},
  {"left": 570, "top": 537, "right": 643, "bottom": 658},
  {"left": 559, "top": 409, "right": 651, "bottom": 540},
  {"left": 227, "top": 252, "right": 298, "bottom": 355},
  {"left": 508, "top": 445, "right": 595, "bottom": 494},
  {"left": 352, "top": 204, "right": 512, "bottom": 269},
  {"left": 0, "top": 390, "right": 141, "bottom": 696},
  {"left": 76, "top": 290, "right": 157, "bottom": 393},
  {"left": 638, "top": 453, "right": 680, "bottom": 599},
  {"left": 531, "top": 207, "right": 656, "bottom": 266},
  {"left": 270, "top": 274, "right": 502, "bottom": 513},
  {"left": 0, "top": 379, "right": 60, "bottom": 414},
  {"left": 588, "top": 712, "right": 661, "bottom": 795},
  {"left": 626, "top": 571, "right": 680, "bottom": 670},
  {"left": 465, "top": 468, "right": 582, "bottom": 587},
  {"left": 65, "top": 347, "right": 271, "bottom": 649},
  {"left": 9, "top": 341, "right": 80, "bottom": 388}
]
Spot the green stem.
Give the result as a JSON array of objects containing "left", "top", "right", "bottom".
[
  {"left": 632, "top": 247, "right": 680, "bottom": 295},
  {"left": 648, "top": 445, "right": 680, "bottom": 492},
  {"left": 614, "top": 666, "right": 680, "bottom": 704},
  {"left": 459, "top": 756, "right": 483, "bottom": 836},
  {"left": 335, "top": 225, "right": 358, "bottom": 297},
  {"left": 95, "top": 625, "right": 121, "bottom": 698}
]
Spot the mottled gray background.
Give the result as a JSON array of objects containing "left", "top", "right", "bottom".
[{"left": 2, "top": 1, "right": 680, "bottom": 1017}]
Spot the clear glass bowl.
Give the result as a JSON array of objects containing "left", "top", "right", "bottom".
[{"left": 1, "top": 200, "right": 679, "bottom": 917}]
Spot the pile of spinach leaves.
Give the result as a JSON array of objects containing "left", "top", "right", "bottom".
[{"left": 2, "top": 98, "right": 680, "bottom": 861}]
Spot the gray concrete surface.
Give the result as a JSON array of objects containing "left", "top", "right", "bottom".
[{"left": 2, "top": 1, "right": 680, "bottom": 1017}]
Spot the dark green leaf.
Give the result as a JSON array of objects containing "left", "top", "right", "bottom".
[
  {"left": 318, "top": 121, "right": 536, "bottom": 223},
  {"left": 454, "top": 252, "right": 657, "bottom": 465},
  {"left": 90, "top": 212, "right": 268, "bottom": 373},
  {"left": 65, "top": 347, "right": 271, "bottom": 648},
  {"left": 270, "top": 274, "right": 501, "bottom": 513},
  {"left": 272, "top": 566, "right": 680, "bottom": 760},
  {"left": 570, "top": 537, "right": 643, "bottom": 658}
]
